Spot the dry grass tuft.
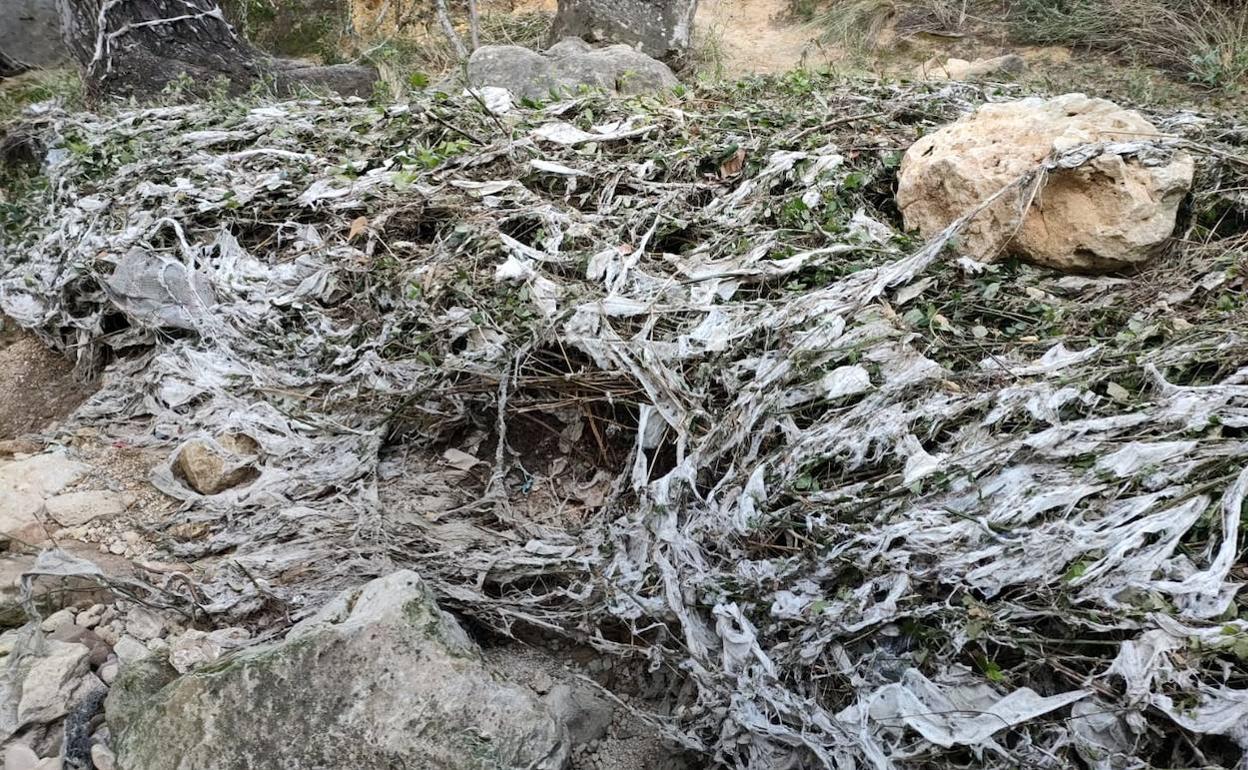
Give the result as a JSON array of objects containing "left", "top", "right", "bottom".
[{"left": 794, "top": 0, "right": 1248, "bottom": 91}]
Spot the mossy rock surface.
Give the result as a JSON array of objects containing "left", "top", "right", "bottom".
[{"left": 110, "top": 571, "right": 569, "bottom": 770}]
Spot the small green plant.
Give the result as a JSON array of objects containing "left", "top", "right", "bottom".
[{"left": 1187, "top": 40, "right": 1248, "bottom": 89}]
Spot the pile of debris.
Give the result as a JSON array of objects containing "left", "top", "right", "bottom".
[{"left": 1, "top": 73, "right": 1246, "bottom": 769}]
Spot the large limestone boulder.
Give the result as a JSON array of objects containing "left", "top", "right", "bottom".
[
  {"left": 468, "top": 39, "right": 678, "bottom": 101},
  {"left": 550, "top": 0, "right": 697, "bottom": 61},
  {"left": 896, "top": 94, "right": 1194, "bottom": 272},
  {"left": 107, "top": 571, "right": 570, "bottom": 770}
]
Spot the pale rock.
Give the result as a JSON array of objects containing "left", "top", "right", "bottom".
[
  {"left": 106, "top": 542, "right": 125, "bottom": 556},
  {"left": 531, "top": 669, "right": 555, "bottom": 694},
  {"left": 168, "top": 627, "right": 249, "bottom": 674},
  {"left": 0, "top": 628, "right": 20, "bottom": 657},
  {"left": 38, "top": 608, "right": 76, "bottom": 635},
  {"left": 97, "top": 659, "right": 118, "bottom": 685},
  {"left": 74, "top": 604, "right": 105, "bottom": 629},
  {"left": 32, "top": 760, "right": 60, "bottom": 770},
  {"left": 897, "top": 93, "right": 1195, "bottom": 272},
  {"left": 0, "top": 453, "right": 89, "bottom": 497},
  {"left": 48, "top": 625, "right": 110, "bottom": 667},
  {"left": 545, "top": 683, "right": 614, "bottom": 745},
  {"left": 16, "top": 641, "right": 90, "bottom": 726},
  {"left": 3, "top": 744, "right": 40, "bottom": 770},
  {"left": 111, "top": 635, "right": 149, "bottom": 665},
  {"left": 109, "top": 571, "right": 570, "bottom": 770},
  {"left": 123, "top": 608, "right": 166, "bottom": 641},
  {"left": 174, "top": 435, "right": 259, "bottom": 495},
  {"left": 43, "top": 491, "right": 126, "bottom": 528},
  {"left": 89, "top": 744, "right": 116, "bottom": 770},
  {"left": 917, "top": 54, "right": 1026, "bottom": 81},
  {"left": 145, "top": 637, "right": 169, "bottom": 656},
  {"left": 93, "top": 623, "right": 120, "bottom": 647},
  {"left": 0, "top": 492, "right": 48, "bottom": 548}
]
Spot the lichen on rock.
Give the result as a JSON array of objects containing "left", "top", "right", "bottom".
[{"left": 108, "top": 571, "right": 570, "bottom": 770}]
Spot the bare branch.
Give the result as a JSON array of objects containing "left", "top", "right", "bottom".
[{"left": 432, "top": 0, "right": 467, "bottom": 60}]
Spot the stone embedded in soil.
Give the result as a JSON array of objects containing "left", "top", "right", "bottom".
[
  {"left": 44, "top": 490, "right": 127, "bottom": 528},
  {"left": 90, "top": 744, "right": 117, "bottom": 770},
  {"left": 174, "top": 435, "right": 259, "bottom": 495},
  {"left": 3, "top": 744, "right": 42, "bottom": 770},
  {"left": 917, "top": 54, "right": 1027, "bottom": 81},
  {"left": 109, "top": 571, "right": 571, "bottom": 770},
  {"left": 123, "top": 608, "right": 167, "bottom": 642},
  {"left": 168, "top": 627, "right": 248, "bottom": 674},
  {"left": 112, "top": 635, "right": 150, "bottom": 665}
]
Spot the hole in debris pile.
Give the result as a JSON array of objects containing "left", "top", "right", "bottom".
[{"left": 380, "top": 345, "right": 662, "bottom": 533}]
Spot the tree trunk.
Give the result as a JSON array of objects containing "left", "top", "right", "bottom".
[
  {"left": 56, "top": 0, "right": 377, "bottom": 102},
  {"left": 0, "top": 48, "right": 31, "bottom": 78}
]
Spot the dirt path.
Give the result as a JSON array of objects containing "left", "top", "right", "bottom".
[{"left": 694, "top": 0, "right": 840, "bottom": 76}]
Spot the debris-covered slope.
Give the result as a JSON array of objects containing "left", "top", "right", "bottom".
[{"left": 2, "top": 76, "right": 1247, "bottom": 768}]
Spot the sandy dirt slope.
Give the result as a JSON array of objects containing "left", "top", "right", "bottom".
[{"left": 694, "top": 0, "right": 839, "bottom": 75}]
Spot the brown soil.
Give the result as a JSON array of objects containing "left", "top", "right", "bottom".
[
  {"left": 696, "top": 0, "right": 841, "bottom": 76},
  {"left": 0, "top": 318, "right": 97, "bottom": 440}
]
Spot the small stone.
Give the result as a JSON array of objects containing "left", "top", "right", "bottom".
[
  {"left": 94, "top": 623, "right": 120, "bottom": 647},
  {"left": 90, "top": 744, "right": 117, "bottom": 770},
  {"left": 39, "top": 608, "right": 77, "bottom": 635},
  {"left": 545, "top": 683, "right": 614, "bottom": 745},
  {"left": 33, "top": 759, "right": 61, "bottom": 770},
  {"left": 107, "top": 542, "right": 126, "bottom": 556},
  {"left": 146, "top": 638, "right": 169, "bottom": 656},
  {"left": 0, "top": 628, "right": 20, "bottom": 657},
  {"left": 3, "top": 744, "right": 40, "bottom": 770},
  {"left": 125, "top": 608, "right": 166, "bottom": 641},
  {"left": 112, "top": 635, "right": 149, "bottom": 665},
  {"left": 98, "top": 660, "right": 119, "bottom": 685},
  {"left": 174, "top": 435, "right": 259, "bottom": 496},
  {"left": 43, "top": 491, "right": 127, "bottom": 528},
  {"left": 75, "top": 604, "right": 106, "bottom": 629},
  {"left": 168, "top": 627, "right": 248, "bottom": 674},
  {"left": 917, "top": 54, "right": 1027, "bottom": 81},
  {"left": 531, "top": 670, "right": 554, "bottom": 694},
  {"left": 16, "top": 640, "right": 91, "bottom": 726}
]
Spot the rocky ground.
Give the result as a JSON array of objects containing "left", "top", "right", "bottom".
[{"left": 0, "top": 4, "right": 1246, "bottom": 769}]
